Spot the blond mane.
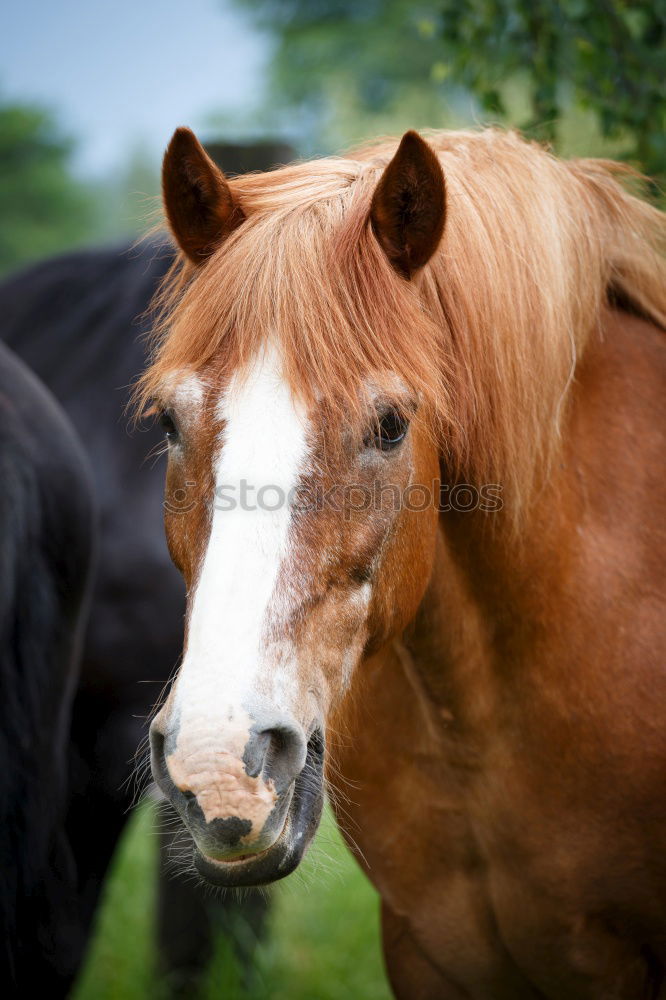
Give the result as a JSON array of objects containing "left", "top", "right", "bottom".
[{"left": 137, "top": 128, "right": 666, "bottom": 515}]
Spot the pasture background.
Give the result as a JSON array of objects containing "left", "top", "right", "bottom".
[{"left": 73, "top": 804, "right": 392, "bottom": 1000}]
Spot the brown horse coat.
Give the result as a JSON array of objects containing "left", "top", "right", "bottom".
[{"left": 143, "top": 126, "right": 666, "bottom": 999}]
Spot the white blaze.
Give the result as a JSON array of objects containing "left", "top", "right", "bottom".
[{"left": 173, "top": 345, "right": 309, "bottom": 725}]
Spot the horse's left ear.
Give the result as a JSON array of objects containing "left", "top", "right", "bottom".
[
  {"left": 370, "top": 131, "right": 446, "bottom": 278},
  {"left": 162, "top": 127, "right": 244, "bottom": 264}
]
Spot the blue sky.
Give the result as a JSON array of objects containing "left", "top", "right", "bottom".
[{"left": 1, "top": 0, "right": 270, "bottom": 176}]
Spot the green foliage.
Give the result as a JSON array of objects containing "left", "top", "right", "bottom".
[
  {"left": 72, "top": 802, "right": 158, "bottom": 999},
  {"left": 249, "top": 0, "right": 443, "bottom": 110},
  {"left": 435, "top": 0, "right": 666, "bottom": 178},
  {"left": 0, "top": 101, "right": 97, "bottom": 274},
  {"left": 232, "top": 0, "right": 666, "bottom": 180},
  {"left": 91, "top": 142, "right": 161, "bottom": 245},
  {"left": 230, "top": 0, "right": 470, "bottom": 152},
  {"left": 73, "top": 803, "right": 390, "bottom": 1000}
]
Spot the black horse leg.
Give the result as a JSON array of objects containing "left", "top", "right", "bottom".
[
  {"left": 156, "top": 811, "right": 271, "bottom": 997},
  {"left": 66, "top": 694, "right": 144, "bottom": 957}
]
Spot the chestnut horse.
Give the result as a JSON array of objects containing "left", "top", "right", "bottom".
[{"left": 142, "top": 126, "right": 666, "bottom": 999}]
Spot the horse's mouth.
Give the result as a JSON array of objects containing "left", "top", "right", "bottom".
[
  {"left": 194, "top": 816, "right": 296, "bottom": 886},
  {"left": 193, "top": 730, "right": 325, "bottom": 888}
]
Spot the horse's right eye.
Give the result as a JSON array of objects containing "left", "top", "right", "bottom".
[{"left": 159, "top": 409, "right": 179, "bottom": 443}]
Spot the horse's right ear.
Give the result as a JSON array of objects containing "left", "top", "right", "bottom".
[{"left": 162, "top": 127, "right": 244, "bottom": 264}]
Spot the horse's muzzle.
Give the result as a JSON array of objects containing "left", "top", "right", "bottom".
[
  {"left": 150, "top": 719, "right": 324, "bottom": 886},
  {"left": 195, "top": 731, "right": 324, "bottom": 887}
]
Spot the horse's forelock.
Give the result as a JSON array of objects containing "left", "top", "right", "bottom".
[{"left": 136, "top": 128, "right": 666, "bottom": 525}]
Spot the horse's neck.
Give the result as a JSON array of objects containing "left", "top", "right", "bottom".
[
  {"left": 328, "top": 307, "right": 665, "bottom": 897},
  {"left": 336, "top": 305, "right": 665, "bottom": 743},
  {"left": 404, "top": 305, "right": 666, "bottom": 736}
]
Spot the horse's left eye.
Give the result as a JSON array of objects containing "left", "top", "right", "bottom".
[
  {"left": 159, "top": 409, "right": 179, "bottom": 443},
  {"left": 373, "top": 410, "right": 409, "bottom": 451}
]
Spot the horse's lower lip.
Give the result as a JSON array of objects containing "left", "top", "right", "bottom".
[
  {"left": 193, "top": 820, "right": 298, "bottom": 887},
  {"left": 200, "top": 842, "right": 275, "bottom": 867}
]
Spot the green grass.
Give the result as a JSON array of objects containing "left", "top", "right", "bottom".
[{"left": 72, "top": 803, "right": 391, "bottom": 1000}]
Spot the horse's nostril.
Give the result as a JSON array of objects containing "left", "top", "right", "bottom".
[
  {"left": 149, "top": 725, "right": 171, "bottom": 790},
  {"left": 243, "top": 729, "right": 272, "bottom": 780},
  {"left": 151, "top": 724, "right": 199, "bottom": 808},
  {"left": 250, "top": 723, "right": 307, "bottom": 797}
]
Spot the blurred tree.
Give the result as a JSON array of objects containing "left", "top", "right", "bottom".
[
  {"left": 91, "top": 141, "right": 161, "bottom": 244},
  {"left": 435, "top": 0, "right": 665, "bottom": 181},
  {"left": 228, "top": 0, "right": 471, "bottom": 152},
  {"left": 0, "top": 100, "right": 96, "bottom": 274},
  {"left": 232, "top": 0, "right": 665, "bottom": 181}
]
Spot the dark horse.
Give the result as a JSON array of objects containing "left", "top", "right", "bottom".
[
  {"left": 0, "top": 341, "right": 95, "bottom": 995},
  {"left": 0, "top": 244, "right": 267, "bottom": 992}
]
